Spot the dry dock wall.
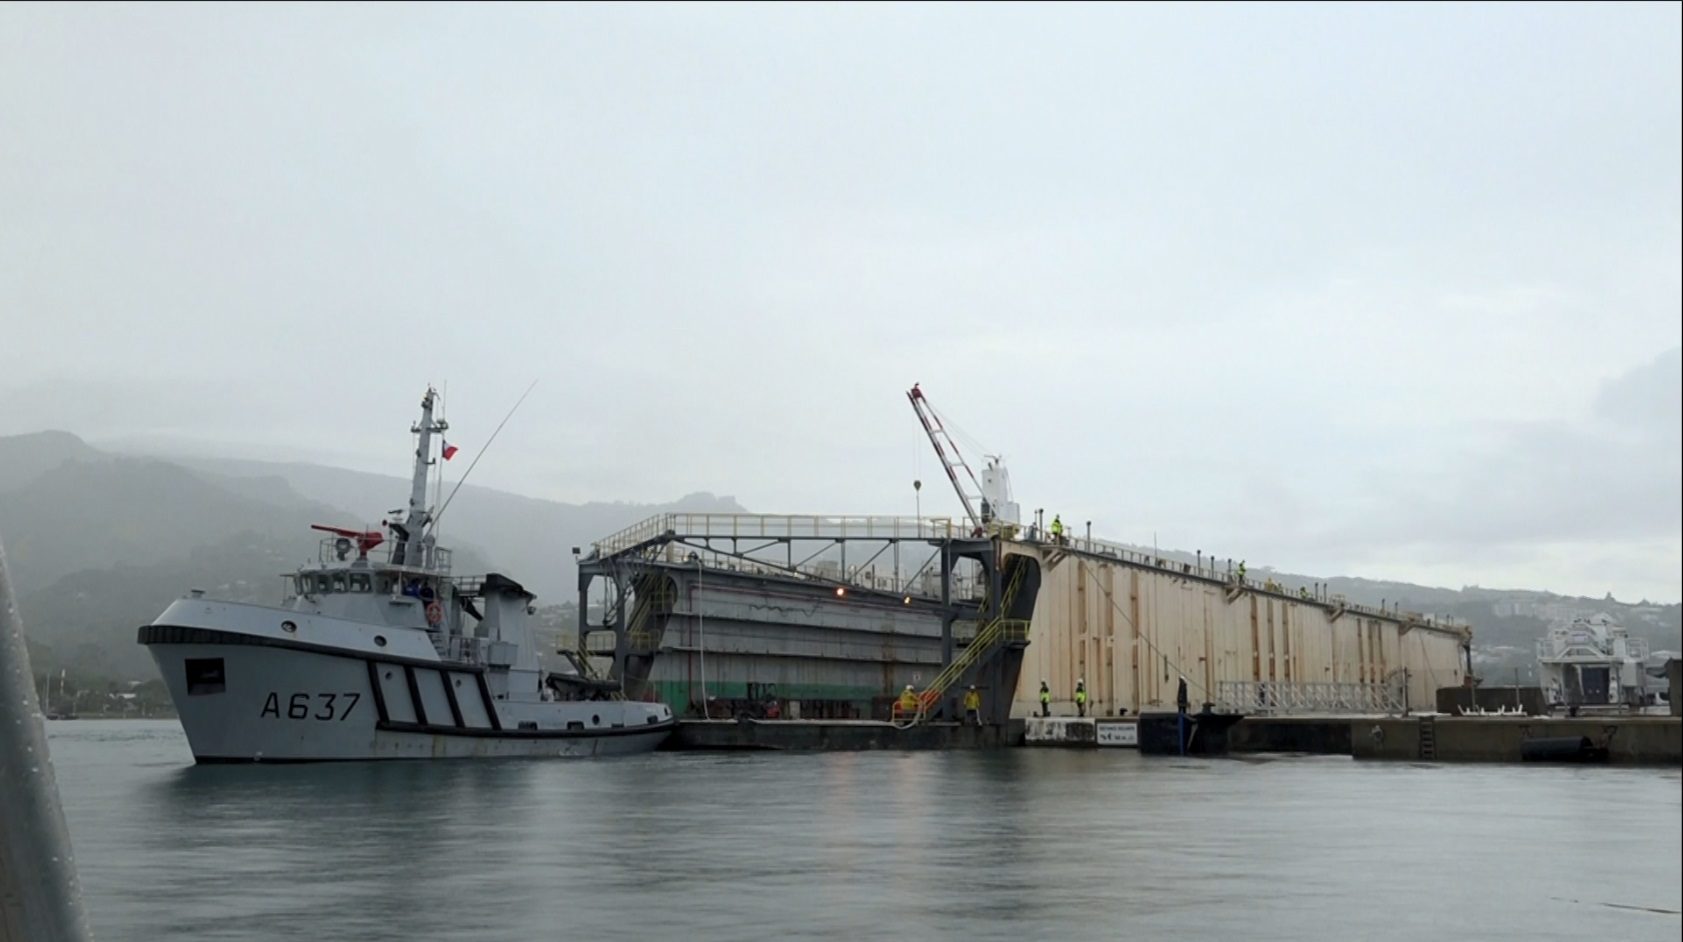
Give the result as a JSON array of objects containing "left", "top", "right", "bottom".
[{"left": 1008, "top": 546, "right": 1468, "bottom": 718}]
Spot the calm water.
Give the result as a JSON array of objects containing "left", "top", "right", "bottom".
[{"left": 41, "top": 720, "right": 1682, "bottom": 942}]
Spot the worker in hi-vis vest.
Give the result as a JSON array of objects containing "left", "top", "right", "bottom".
[
  {"left": 963, "top": 685, "right": 982, "bottom": 726},
  {"left": 898, "top": 684, "right": 918, "bottom": 717},
  {"left": 1075, "top": 678, "right": 1088, "bottom": 717},
  {"left": 1050, "top": 515, "right": 1065, "bottom": 544},
  {"left": 1038, "top": 680, "right": 1052, "bottom": 717}
]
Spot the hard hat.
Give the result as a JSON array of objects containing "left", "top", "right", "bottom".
[
  {"left": 905, "top": 684, "right": 914, "bottom": 691},
  {"left": 968, "top": 684, "right": 976, "bottom": 689},
  {"left": 1078, "top": 678, "right": 1085, "bottom": 685}
]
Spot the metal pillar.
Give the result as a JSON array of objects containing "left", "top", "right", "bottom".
[
  {"left": 938, "top": 545, "right": 954, "bottom": 668},
  {"left": 612, "top": 566, "right": 630, "bottom": 686},
  {"left": 575, "top": 576, "right": 591, "bottom": 649},
  {"left": 0, "top": 536, "right": 93, "bottom": 942}
]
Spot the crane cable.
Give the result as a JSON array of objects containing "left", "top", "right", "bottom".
[{"left": 1077, "top": 557, "right": 1211, "bottom": 698}]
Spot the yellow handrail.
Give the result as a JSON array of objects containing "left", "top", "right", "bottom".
[{"left": 913, "top": 561, "right": 1031, "bottom": 719}]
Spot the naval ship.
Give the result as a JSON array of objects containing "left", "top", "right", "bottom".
[{"left": 138, "top": 387, "right": 675, "bottom": 762}]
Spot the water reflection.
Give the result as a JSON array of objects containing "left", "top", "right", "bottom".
[{"left": 45, "top": 721, "right": 1683, "bottom": 942}]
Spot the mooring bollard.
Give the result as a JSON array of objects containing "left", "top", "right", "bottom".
[{"left": 0, "top": 535, "right": 94, "bottom": 942}]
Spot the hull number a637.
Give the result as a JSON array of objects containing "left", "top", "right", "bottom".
[{"left": 260, "top": 692, "right": 362, "bottom": 721}]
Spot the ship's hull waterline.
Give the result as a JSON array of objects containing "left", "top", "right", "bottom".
[{"left": 144, "top": 632, "right": 674, "bottom": 763}]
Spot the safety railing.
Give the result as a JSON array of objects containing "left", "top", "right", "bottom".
[
  {"left": 911, "top": 560, "right": 1034, "bottom": 720},
  {"left": 592, "top": 513, "right": 969, "bottom": 557},
  {"left": 437, "top": 634, "right": 481, "bottom": 665},
  {"left": 1013, "top": 530, "right": 1469, "bottom": 636},
  {"left": 1535, "top": 636, "right": 1650, "bottom": 661},
  {"left": 1215, "top": 680, "right": 1405, "bottom": 716},
  {"left": 316, "top": 536, "right": 454, "bottom": 574},
  {"left": 913, "top": 618, "right": 1032, "bottom": 717},
  {"left": 605, "top": 542, "right": 988, "bottom": 601},
  {"left": 625, "top": 582, "right": 673, "bottom": 652}
]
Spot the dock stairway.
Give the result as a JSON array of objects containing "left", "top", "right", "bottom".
[{"left": 909, "top": 562, "right": 1031, "bottom": 722}]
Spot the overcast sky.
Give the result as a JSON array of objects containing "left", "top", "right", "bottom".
[{"left": 3, "top": 2, "right": 1679, "bottom": 603}]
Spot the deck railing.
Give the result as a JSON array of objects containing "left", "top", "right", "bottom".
[
  {"left": 590, "top": 514, "right": 986, "bottom": 599},
  {"left": 592, "top": 513, "right": 967, "bottom": 557},
  {"left": 315, "top": 536, "right": 453, "bottom": 575},
  {"left": 1215, "top": 680, "right": 1405, "bottom": 716}
]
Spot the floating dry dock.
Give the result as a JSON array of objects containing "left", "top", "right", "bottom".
[{"left": 570, "top": 513, "right": 1471, "bottom": 734}]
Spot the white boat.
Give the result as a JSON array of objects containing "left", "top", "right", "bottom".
[{"left": 139, "top": 387, "right": 675, "bottom": 762}]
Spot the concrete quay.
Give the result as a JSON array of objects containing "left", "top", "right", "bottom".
[
  {"left": 1023, "top": 713, "right": 1681, "bottom": 766},
  {"left": 1354, "top": 715, "right": 1681, "bottom": 765},
  {"left": 665, "top": 713, "right": 1681, "bottom": 765}
]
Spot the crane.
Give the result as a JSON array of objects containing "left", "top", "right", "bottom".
[{"left": 906, "top": 383, "right": 999, "bottom": 532}]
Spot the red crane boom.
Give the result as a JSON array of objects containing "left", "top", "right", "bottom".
[{"left": 906, "top": 383, "right": 986, "bottom": 530}]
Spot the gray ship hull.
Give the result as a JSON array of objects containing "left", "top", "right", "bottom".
[{"left": 141, "top": 602, "right": 675, "bottom": 763}]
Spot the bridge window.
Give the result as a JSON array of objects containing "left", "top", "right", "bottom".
[
  {"left": 315, "top": 575, "right": 334, "bottom": 595},
  {"left": 331, "top": 573, "right": 348, "bottom": 593},
  {"left": 348, "top": 572, "right": 371, "bottom": 593}
]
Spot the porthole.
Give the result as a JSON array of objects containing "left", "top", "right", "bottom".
[
  {"left": 592, "top": 714, "right": 601, "bottom": 726},
  {"left": 374, "top": 635, "right": 388, "bottom": 647},
  {"left": 280, "top": 621, "right": 297, "bottom": 633}
]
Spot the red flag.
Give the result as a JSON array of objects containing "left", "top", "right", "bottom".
[{"left": 442, "top": 442, "right": 459, "bottom": 460}]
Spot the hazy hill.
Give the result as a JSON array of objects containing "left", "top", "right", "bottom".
[
  {"left": 0, "top": 447, "right": 345, "bottom": 595},
  {"left": 156, "top": 453, "right": 748, "bottom": 601},
  {"left": 0, "top": 429, "right": 105, "bottom": 493},
  {"left": 0, "top": 430, "right": 745, "bottom": 681},
  {"left": 16, "top": 532, "right": 302, "bottom": 680}
]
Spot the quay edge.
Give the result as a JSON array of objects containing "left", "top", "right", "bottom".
[
  {"left": 1353, "top": 715, "right": 1681, "bottom": 766},
  {"left": 1017, "top": 714, "right": 1682, "bottom": 766}
]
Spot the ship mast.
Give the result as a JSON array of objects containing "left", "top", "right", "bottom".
[{"left": 396, "top": 386, "right": 447, "bottom": 567}]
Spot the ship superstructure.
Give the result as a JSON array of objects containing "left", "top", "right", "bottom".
[{"left": 1536, "top": 612, "right": 1653, "bottom": 712}]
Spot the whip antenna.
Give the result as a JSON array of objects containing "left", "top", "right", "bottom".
[{"left": 426, "top": 377, "right": 538, "bottom": 536}]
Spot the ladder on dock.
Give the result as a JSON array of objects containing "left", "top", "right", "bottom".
[{"left": 1418, "top": 715, "right": 1437, "bottom": 760}]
